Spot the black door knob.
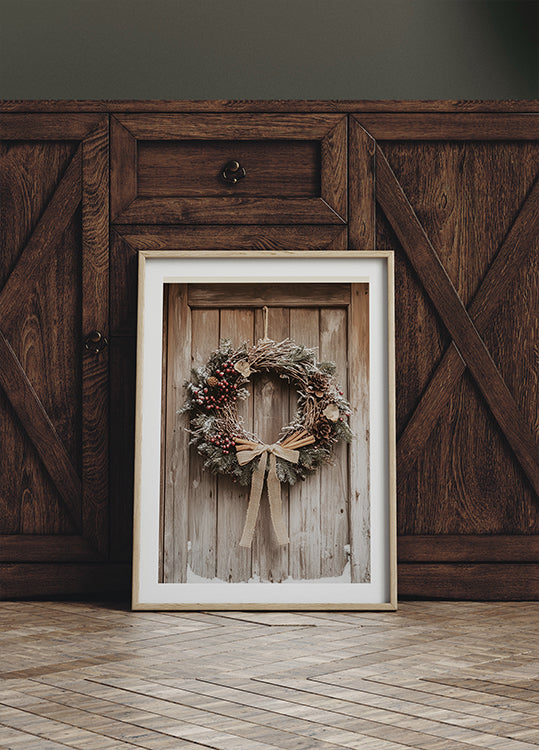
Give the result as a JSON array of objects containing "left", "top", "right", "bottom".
[
  {"left": 221, "top": 160, "right": 246, "bottom": 184},
  {"left": 84, "top": 330, "right": 108, "bottom": 354}
]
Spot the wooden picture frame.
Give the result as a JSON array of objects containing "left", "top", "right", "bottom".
[{"left": 133, "top": 251, "right": 396, "bottom": 609}]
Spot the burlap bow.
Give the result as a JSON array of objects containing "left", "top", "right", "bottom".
[{"left": 236, "top": 443, "right": 299, "bottom": 547}]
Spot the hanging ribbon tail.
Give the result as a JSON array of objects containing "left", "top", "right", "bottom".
[
  {"left": 266, "top": 452, "right": 289, "bottom": 545},
  {"left": 237, "top": 443, "right": 298, "bottom": 548},
  {"left": 239, "top": 451, "right": 267, "bottom": 548}
]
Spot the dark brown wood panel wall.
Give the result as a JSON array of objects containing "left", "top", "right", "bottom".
[
  {"left": 1, "top": 102, "right": 537, "bottom": 600},
  {"left": 0, "top": 114, "right": 130, "bottom": 597},
  {"left": 349, "top": 114, "right": 539, "bottom": 598}
]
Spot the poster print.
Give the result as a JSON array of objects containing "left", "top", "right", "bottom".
[{"left": 133, "top": 251, "right": 396, "bottom": 609}]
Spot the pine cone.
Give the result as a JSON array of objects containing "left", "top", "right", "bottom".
[
  {"left": 307, "top": 372, "right": 329, "bottom": 398},
  {"left": 207, "top": 376, "right": 219, "bottom": 387},
  {"left": 313, "top": 417, "right": 332, "bottom": 442}
]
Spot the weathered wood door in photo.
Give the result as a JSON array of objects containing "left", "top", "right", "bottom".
[
  {"left": 350, "top": 114, "right": 539, "bottom": 598},
  {"left": 0, "top": 115, "right": 109, "bottom": 594},
  {"left": 160, "top": 283, "right": 369, "bottom": 584}
]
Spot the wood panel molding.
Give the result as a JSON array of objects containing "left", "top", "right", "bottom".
[
  {"left": 397, "top": 174, "right": 539, "bottom": 479},
  {"left": 376, "top": 145, "right": 539, "bottom": 495},
  {"left": 111, "top": 114, "right": 347, "bottom": 225},
  {"left": 357, "top": 113, "right": 539, "bottom": 140},
  {"left": 398, "top": 535, "right": 539, "bottom": 563},
  {"left": 399, "top": 563, "right": 539, "bottom": 600},
  {"left": 1, "top": 100, "right": 538, "bottom": 113}
]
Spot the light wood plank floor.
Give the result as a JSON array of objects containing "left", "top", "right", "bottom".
[{"left": 0, "top": 601, "right": 537, "bottom": 749}]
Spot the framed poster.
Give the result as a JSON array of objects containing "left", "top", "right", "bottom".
[{"left": 133, "top": 251, "right": 396, "bottom": 609}]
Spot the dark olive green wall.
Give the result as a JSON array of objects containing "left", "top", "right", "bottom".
[{"left": 0, "top": 0, "right": 537, "bottom": 99}]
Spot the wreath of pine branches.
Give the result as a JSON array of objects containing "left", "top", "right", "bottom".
[{"left": 182, "top": 338, "right": 353, "bottom": 486}]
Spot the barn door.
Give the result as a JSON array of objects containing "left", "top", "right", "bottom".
[
  {"left": 0, "top": 115, "right": 109, "bottom": 590},
  {"left": 159, "top": 282, "right": 368, "bottom": 584},
  {"left": 350, "top": 114, "right": 539, "bottom": 598}
]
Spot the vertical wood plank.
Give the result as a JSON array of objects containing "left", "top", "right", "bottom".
[
  {"left": 110, "top": 116, "right": 137, "bottom": 220},
  {"left": 349, "top": 117, "right": 376, "bottom": 249},
  {"left": 321, "top": 116, "right": 347, "bottom": 221},
  {"left": 81, "top": 118, "right": 109, "bottom": 557},
  {"left": 251, "top": 307, "right": 290, "bottom": 582},
  {"left": 349, "top": 283, "right": 370, "bottom": 582},
  {"left": 216, "top": 309, "right": 254, "bottom": 582},
  {"left": 109, "top": 337, "right": 136, "bottom": 563},
  {"left": 162, "top": 285, "right": 190, "bottom": 582},
  {"left": 288, "top": 309, "right": 322, "bottom": 580},
  {"left": 319, "top": 308, "right": 350, "bottom": 578},
  {"left": 188, "top": 309, "right": 219, "bottom": 580}
]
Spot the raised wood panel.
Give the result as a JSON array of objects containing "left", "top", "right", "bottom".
[
  {"left": 0, "top": 116, "right": 110, "bottom": 572},
  {"left": 372, "top": 138, "right": 539, "bottom": 549},
  {"left": 111, "top": 114, "right": 347, "bottom": 224},
  {"left": 138, "top": 140, "right": 320, "bottom": 198}
]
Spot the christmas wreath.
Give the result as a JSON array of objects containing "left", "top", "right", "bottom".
[{"left": 183, "top": 335, "right": 352, "bottom": 547}]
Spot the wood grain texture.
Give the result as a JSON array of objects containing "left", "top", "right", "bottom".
[
  {"left": 111, "top": 113, "right": 347, "bottom": 225},
  {"left": 110, "top": 229, "right": 138, "bottom": 336},
  {"left": 112, "top": 230, "right": 347, "bottom": 339},
  {"left": 358, "top": 113, "right": 539, "bottom": 139},
  {"left": 0, "top": 331, "right": 82, "bottom": 530},
  {"left": 188, "top": 309, "right": 219, "bottom": 580},
  {"left": 81, "top": 118, "right": 109, "bottom": 557},
  {"left": 110, "top": 116, "right": 137, "bottom": 220},
  {"left": 399, "top": 564, "right": 539, "bottom": 599},
  {"left": 159, "top": 283, "right": 360, "bottom": 586},
  {"left": 398, "top": 172, "right": 539, "bottom": 479},
  {"left": 251, "top": 307, "right": 290, "bottom": 583},
  {"left": 348, "top": 284, "right": 370, "bottom": 583},
  {"left": 138, "top": 139, "right": 320, "bottom": 198},
  {"left": 1, "top": 98, "right": 539, "bottom": 112},
  {"left": 288, "top": 308, "right": 322, "bottom": 580},
  {"left": 0, "top": 565, "right": 130, "bottom": 597},
  {"left": 115, "top": 225, "right": 347, "bottom": 252},
  {"left": 398, "top": 535, "right": 539, "bottom": 562},
  {"left": 0, "top": 535, "right": 97, "bottom": 562},
  {"left": 2, "top": 601, "right": 539, "bottom": 748},
  {"left": 0, "top": 140, "right": 83, "bottom": 540},
  {"left": 0, "top": 113, "right": 102, "bottom": 139},
  {"left": 376, "top": 140, "right": 539, "bottom": 545},
  {"left": 215, "top": 308, "right": 254, "bottom": 583},
  {"left": 376, "top": 145, "right": 539, "bottom": 496},
  {"left": 114, "top": 113, "right": 346, "bottom": 139},
  {"left": 348, "top": 117, "right": 376, "bottom": 249},
  {"left": 188, "top": 283, "right": 351, "bottom": 308},
  {"left": 162, "top": 286, "right": 190, "bottom": 582},
  {"left": 114, "top": 196, "right": 346, "bottom": 225},
  {"left": 319, "top": 308, "right": 349, "bottom": 578},
  {"left": 0, "top": 146, "right": 82, "bottom": 328},
  {"left": 320, "top": 116, "right": 347, "bottom": 221}
]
